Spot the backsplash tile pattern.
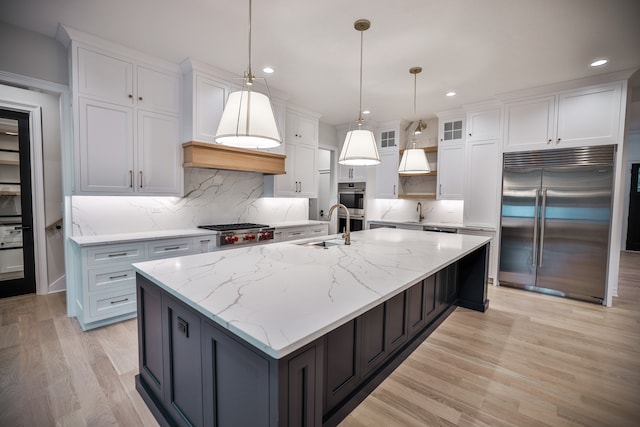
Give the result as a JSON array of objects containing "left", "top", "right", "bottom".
[{"left": 71, "top": 168, "right": 308, "bottom": 236}]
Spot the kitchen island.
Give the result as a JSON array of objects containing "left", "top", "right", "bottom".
[{"left": 133, "top": 228, "right": 491, "bottom": 426}]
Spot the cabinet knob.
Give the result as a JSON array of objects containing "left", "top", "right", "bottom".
[
  {"left": 548, "top": 139, "right": 552, "bottom": 143},
  {"left": 138, "top": 96, "right": 143, "bottom": 101},
  {"left": 557, "top": 138, "right": 561, "bottom": 143},
  {"left": 128, "top": 94, "right": 133, "bottom": 99},
  {"left": 469, "top": 133, "right": 472, "bottom": 136}
]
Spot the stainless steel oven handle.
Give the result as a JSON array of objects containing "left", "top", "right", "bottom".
[
  {"left": 539, "top": 188, "right": 547, "bottom": 267},
  {"left": 532, "top": 189, "right": 540, "bottom": 267}
]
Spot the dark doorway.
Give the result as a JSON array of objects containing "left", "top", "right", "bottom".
[
  {"left": 627, "top": 163, "right": 640, "bottom": 251},
  {"left": 0, "top": 109, "right": 36, "bottom": 297}
]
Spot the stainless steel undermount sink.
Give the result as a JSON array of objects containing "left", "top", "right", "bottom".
[{"left": 297, "top": 238, "right": 347, "bottom": 248}]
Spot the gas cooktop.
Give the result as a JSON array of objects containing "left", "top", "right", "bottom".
[
  {"left": 198, "top": 223, "right": 270, "bottom": 232},
  {"left": 198, "top": 223, "right": 275, "bottom": 247}
]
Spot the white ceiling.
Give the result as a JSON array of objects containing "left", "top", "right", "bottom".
[{"left": 3, "top": 0, "right": 640, "bottom": 126}]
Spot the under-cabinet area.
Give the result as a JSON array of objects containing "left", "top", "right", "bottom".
[{"left": 133, "top": 229, "right": 490, "bottom": 426}]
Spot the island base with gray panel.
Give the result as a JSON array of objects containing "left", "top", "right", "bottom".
[{"left": 135, "top": 242, "right": 489, "bottom": 427}]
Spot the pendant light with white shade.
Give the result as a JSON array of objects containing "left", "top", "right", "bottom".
[
  {"left": 338, "top": 19, "right": 380, "bottom": 166},
  {"left": 215, "top": 0, "right": 282, "bottom": 149},
  {"left": 398, "top": 67, "right": 431, "bottom": 175}
]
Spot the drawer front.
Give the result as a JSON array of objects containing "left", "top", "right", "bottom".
[
  {"left": 308, "top": 226, "right": 328, "bottom": 236},
  {"left": 88, "top": 290, "right": 137, "bottom": 321},
  {"left": 86, "top": 243, "right": 145, "bottom": 266},
  {"left": 88, "top": 266, "right": 136, "bottom": 293},
  {"left": 284, "top": 228, "right": 307, "bottom": 241},
  {"left": 146, "top": 238, "right": 195, "bottom": 259}
]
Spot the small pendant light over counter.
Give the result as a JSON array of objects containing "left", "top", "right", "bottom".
[
  {"left": 398, "top": 67, "right": 431, "bottom": 175},
  {"left": 215, "top": 0, "right": 282, "bottom": 149},
  {"left": 338, "top": 19, "right": 380, "bottom": 166}
]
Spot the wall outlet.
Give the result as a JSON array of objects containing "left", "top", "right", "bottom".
[{"left": 151, "top": 206, "right": 162, "bottom": 213}]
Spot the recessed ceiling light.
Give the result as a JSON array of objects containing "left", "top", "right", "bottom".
[
  {"left": 362, "top": 110, "right": 371, "bottom": 115},
  {"left": 590, "top": 58, "right": 608, "bottom": 67},
  {"left": 262, "top": 66, "right": 274, "bottom": 74},
  {"left": 445, "top": 91, "right": 456, "bottom": 97}
]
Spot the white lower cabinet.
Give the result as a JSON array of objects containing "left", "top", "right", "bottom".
[{"left": 73, "top": 235, "right": 215, "bottom": 330}]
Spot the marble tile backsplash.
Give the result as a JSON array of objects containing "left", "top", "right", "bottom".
[
  {"left": 368, "top": 198, "right": 463, "bottom": 224},
  {"left": 71, "top": 168, "right": 308, "bottom": 236}
]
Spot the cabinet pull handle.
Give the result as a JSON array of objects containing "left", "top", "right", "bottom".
[
  {"left": 163, "top": 246, "right": 180, "bottom": 251},
  {"left": 439, "top": 184, "right": 442, "bottom": 195},
  {"left": 129, "top": 170, "right": 133, "bottom": 188},
  {"left": 199, "top": 239, "right": 211, "bottom": 243},
  {"left": 109, "top": 274, "right": 128, "bottom": 280},
  {"left": 139, "top": 171, "right": 143, "bottom": 188},
  {"left": 393, "top": 184, "right": 396, "bottom": 195},
  {"left": 110, "top": 297, "right": 129, "bottom": 305},
  {"left": 108, "top": 252, "right": 128, "bottom": 258}
]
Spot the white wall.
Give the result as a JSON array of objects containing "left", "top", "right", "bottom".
[
  {"left": 0, "top": 22, "right": 68, "bottom": 86},
  {"left": 71, "top": 168, "right": 308, "bottom": 236},
  {"left": 367, "top": 199, "right": 464, "bottom": 225},
  {"left": 319, "top": 121, "right": 338, "bottom": 148}
]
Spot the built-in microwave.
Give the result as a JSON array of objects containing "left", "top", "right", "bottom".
[{"left": 338, "top": 182, "right": 365, "bottom": 217}]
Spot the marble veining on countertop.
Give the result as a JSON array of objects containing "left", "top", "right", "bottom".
[
  {"left": 70, "top": 228, "right": 217, "bottom": 246},
  {"left": 133, "top": 228, "right": 491, "bottom": 359}
]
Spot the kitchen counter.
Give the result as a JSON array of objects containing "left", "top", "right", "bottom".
[
  {"left": 368, "top": 219, "right": 496, "bottom": 232},
  {"left": 133, "top": 228, "right": 490, "bottom": 358},
  {"left": 69, "top": 228, "right": 217, "bottom": 247}
]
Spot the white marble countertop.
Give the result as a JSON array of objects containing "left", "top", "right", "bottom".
[
  {"left": 69, "top": 228, "right": 217, "bottom": 246},
  {"left": 133, "top": 228, "right": 491, "bottom": 359}
]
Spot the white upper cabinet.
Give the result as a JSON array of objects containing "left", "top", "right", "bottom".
[
  {"left": 439, "top": 117, "right": 465, "bottom": 145},
  {"left": 70, "top": 36, "right": 183, "bottom": 196},
  {"left": 78, "top": 47, "right": 133, "bottom": 103},
  {"left": 503, "top": 82, "right": 623, "bottom": 152},
  {"left": 556, "top": 84, "right": 622, "bottom": 147},
  {"left": 436, "top": 143, "right": 465, "bottom": 200},
  {"left": 374, "top": 126, "right": 399, "bottom": 199},
  {"left": 467, "top": 108, "right": 500, "bottom": 142},
  {"left": 78, "top": 98, "right": 134, "bottom": 193},
  {"left": 78, "top": 47, "right": 181, "bottom": 115},
  {"left": 264, "top": 108, "right": 319, "bottom": 198},
  {"left": 503, "top": 95, "right": 556, "bottom": 150},
  {"left": 181, "top": 61, "right": 231, "bottom": 144}
]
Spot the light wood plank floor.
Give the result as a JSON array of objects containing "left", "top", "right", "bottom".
[{"left": 1, "top": 252, "right": 638, "bottom": 426}]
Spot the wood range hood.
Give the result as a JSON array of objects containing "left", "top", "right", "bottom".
[{"left": 182, "top": 141, "right": 286, "bottom": 175}]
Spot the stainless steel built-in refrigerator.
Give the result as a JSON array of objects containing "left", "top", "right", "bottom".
[{"left": 498, "top": 145, "right": 615, "bottom": 303}]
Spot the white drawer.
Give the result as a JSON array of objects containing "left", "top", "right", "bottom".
[
  {"left": 284, "top": 228, "right": 307, "bottom": 240},
  {"left": 88, "top": 289, "right": 137, "bottom": 321},
  {"left": 88, "top": 265, "right": 136, "bottom": 293},
  {"left": 195, "top": 236, "right": 215, "bottom": 253},
  {"left": 146, "top": 238, "right": 195, "bottom": 259},
  {"left": 86, "top": 243, "right": 145, "bottom": 266}
]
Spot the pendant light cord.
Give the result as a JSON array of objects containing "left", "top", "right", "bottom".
[
  {"left": 357, "top": 29, "right": 364, "bottom": 125},
  {"left": 247, "top": 0, "right": 253, "bottom": 84}
]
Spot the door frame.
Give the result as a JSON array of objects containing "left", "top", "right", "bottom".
[
  {"left": 622, "top": 130, "right": 640, "bottom": 253},
  {"left": 0, "top": 70, "right": 71, "bottom": 297}
]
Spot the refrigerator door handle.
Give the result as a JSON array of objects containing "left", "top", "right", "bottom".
[
  {"left": 539, "top": 188, "right": 548, "bottom": 267},
  {"left": 532, "top": 189, "right": 540, "bottom": 267}
]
